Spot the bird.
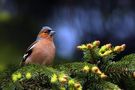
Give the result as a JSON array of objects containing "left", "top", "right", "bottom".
[{"left": 20, "top": 26, "right": 56, "bottom": 66}]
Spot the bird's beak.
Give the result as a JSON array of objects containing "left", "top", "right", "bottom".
[{"left": 50, "top": 31, "right": 55, "bottom": 36}]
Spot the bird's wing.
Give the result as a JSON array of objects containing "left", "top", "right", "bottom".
[{"left": 20, "top": 41, "right": 38, "bottom": 66}]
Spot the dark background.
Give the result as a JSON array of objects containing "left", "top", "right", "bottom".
[{"left": 0, "top": 0, "right": 135, "bottom": 70}]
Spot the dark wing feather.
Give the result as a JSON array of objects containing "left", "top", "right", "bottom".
[{"left": 20, "top": 41, "right": 38, "bottom": 66}]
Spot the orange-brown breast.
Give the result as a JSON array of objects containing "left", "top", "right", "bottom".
[{"left": 25, "top": 39, "right": 55, "bottom": 65}]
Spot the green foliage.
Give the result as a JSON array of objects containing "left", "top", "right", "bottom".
[
  {"left": 0, "top": 65, "right": 18, "bottom": 89},
  {"left": 89, "top": 81, "right": 120, "bottom": 90},
  {"left": 105, "top": 54, "right": 135, "bottom": 89},
  {"left": 1, "top": 40, "right": 135, "bottom": 90}
]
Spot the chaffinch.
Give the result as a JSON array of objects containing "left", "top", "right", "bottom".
[{"left": 20, "top": 26, "right": 56, "bottom": 66}]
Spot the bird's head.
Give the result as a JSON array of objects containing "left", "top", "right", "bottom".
[{"left": 37, "top": 26, "right": 55, "bottom": 41}]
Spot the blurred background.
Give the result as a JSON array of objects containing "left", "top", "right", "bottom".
[{"left": 0, "top": 0, "right": 135, "bottom": 71}]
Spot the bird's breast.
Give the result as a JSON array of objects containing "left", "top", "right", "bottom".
[{"left": 31, "top": 40, "right": 55, "bottom": 65}]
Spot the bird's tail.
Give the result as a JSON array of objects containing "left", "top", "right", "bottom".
[{"left": 20, "top": 60, "right": 25, "bottom": 67}]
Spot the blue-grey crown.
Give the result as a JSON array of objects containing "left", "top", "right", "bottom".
[{"left": 42, "top": 26, "right": 52, "bottom": 31}]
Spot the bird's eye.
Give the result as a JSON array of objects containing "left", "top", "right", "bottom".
[
  {"left": 44, "top": 31, "right": 48, "bottom": 33},
  {"left": 43, "top": 30, "right": 51, "bottom": 34},
  {"left": 48, "top": 30, "right": 51, "bottom": 33}
]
